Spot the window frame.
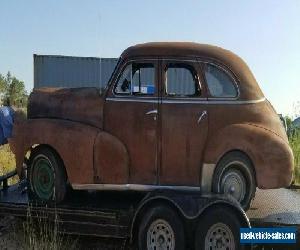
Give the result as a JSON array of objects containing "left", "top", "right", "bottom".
[
  {"left": 201, "top": 61, "right": 240, "bottom": 100},
  {"left": 112, "top": 59, "right": 158, "bottom": 98},
  {"left": 162, "top": 60, "right": 203, "bottom": 99}
]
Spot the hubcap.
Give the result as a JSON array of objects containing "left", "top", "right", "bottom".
[
  {"left": 32, "top": 156, "right": 54, "bottom": 200},
  {"left": 220, "top": 168, "right": 246, "bottom": 202},
  {"left": 205, "top": 222, "right": 235, "bottom": 250},
  {"left": 147, "top": 219, "right": 175, "bottom": 250}
]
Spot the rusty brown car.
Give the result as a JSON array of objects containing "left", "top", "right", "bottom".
[{"left": 11, "top": 42, "right": 293, "bottom": 210}]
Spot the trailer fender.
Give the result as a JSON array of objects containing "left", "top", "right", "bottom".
[{"left": 130, "top": 191, "right": 250, "bottom": 242}]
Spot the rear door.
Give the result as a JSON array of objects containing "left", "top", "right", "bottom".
[{"left": 159, "top": 59, "right": 208, "bottom": 186}]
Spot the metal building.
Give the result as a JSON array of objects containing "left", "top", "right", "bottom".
[
  {"left": 34, "top": 55, "right": 196, "bottom": 95},
  {"left": 34, "top": 54, "right": 118, "bottom": 89}
]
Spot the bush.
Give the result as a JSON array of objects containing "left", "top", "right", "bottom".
[
  {"left": 0, "top": 144, "right": 19, "bottom": 185},
  {"left": 289, "top": 128, "right": 300, "bottom": 185}
]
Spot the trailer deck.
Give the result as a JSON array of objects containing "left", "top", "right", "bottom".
[
  {"left": 0, "top": 171, "right": 299, "bottom": 249},
  {"left": 0, "top": 175, "right": 146, "bottom": 238}
]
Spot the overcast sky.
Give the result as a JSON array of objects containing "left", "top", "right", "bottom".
[{"left": 0, "top": 0, "right": 299, "bottom": 117}]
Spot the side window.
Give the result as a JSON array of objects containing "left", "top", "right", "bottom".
[
  {"left": 165, "top": 63, "right": 200, "bottom": 97},
  {"left": 204, "top": 63, "right": 238, "bottom": 98},
  {"left": 115, "top": 63, "right": 155, "bottom": 95}
]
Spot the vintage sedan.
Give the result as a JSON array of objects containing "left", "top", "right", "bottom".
[{"left": 11, "top": 42, "right": 293, "bottom": 210}]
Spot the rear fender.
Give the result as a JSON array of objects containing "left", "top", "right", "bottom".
[{"left": 203, "top": 123, "right": 293, "bottom": 189}]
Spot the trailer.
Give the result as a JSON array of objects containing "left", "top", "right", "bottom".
[{"left": 0, "top": 170, "right": 254, "bottom": 250}]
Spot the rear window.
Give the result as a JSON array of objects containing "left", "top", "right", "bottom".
[{"left": 204, "top": 63, "right": 237, "bottom": 98}]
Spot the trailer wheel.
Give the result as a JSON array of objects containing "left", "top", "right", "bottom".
[
  {"left": 28, "top": 146, "right": 67, "bottom": 204},
  {"left": 138, "top": 205, "right": 185, "bottom": 250},
  {"left": 212, "top": 152, "right": 256, "bottom": 210},
  {"left": 195, "top": 206, "right": 248, "bottom": 250}
]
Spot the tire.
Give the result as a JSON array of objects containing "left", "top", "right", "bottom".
[
  {"left": 195, "top": 206, "right": 249, "bottom": 250},
  {"left": 27, "top": 146, "right": 67, "bottom": 204},
  {"left": 212, "top": 152, "right": 256, "bottom": 211},
  {"left": 138, "top": 205, "right": 185, "bottom": 250}
]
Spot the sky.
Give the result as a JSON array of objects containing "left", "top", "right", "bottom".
[{"left": 0, "top": 0, "right": 299, "bottom": 117}]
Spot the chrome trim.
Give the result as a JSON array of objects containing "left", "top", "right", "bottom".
[
  {"left": 109, "top": 57, "right": 259, "bottom": 104},
  {"left": 106, "top": 97, "right": 158, "bottom": 103},
  {"left": 197, "top": 110, "right": 207, "bottom": 124},
  {"left": 106, "top": 97, "right": 266, "bottom": 105},
  {"left": 146, "top": 109, "right": 158, "bottom": 115},
  {"left": 201, "top": 163, "right": 217, "bottom": 193},
  {"left": 72, "top": 183, "right": 201, "bottom": 192}
]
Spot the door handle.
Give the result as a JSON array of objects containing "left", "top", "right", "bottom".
[
  {"left": 146, "top": 109, "right": 158, "bottom": 115},
  {"left": 197, "top": 110, "right": 207, "bottom": 124},
  {"left": 146, "top": 109, "right": 158, "bottom": 121}
]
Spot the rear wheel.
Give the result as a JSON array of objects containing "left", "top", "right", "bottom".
[
  {"left": 28, "top": 146, "right": 67, "bottom": 204},
  {"left": 138, "top": 205, "right": 185, "bottom": 250},
  {"left": 195, "top": 206, "right": 249, "bottom": 250},
  {"left": 213, "top": 152, "right": 256, "bottom": 210}
]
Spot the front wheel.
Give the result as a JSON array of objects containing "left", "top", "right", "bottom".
[
  {"left": 27, "top": 146, "right": 67, "bottom": 204},
  {"left": 138, "top": 205, "right": 185, "bottom": 250}
]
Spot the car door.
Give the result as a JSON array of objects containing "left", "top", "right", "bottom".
[
  {"left": 103, "top": 59, "right": 159, "bottom": 184},
  {"left": 159, "top": 59, "right": 208, "bottom": 186}
]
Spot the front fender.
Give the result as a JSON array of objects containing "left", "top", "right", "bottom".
[
  {"left": 11, "top": 119, "right": 101, "bottom": 184},
  {"left": 94, "top": 131, "right": 129, "bottom": 184},
  {"left": 203, "top": 123, "right": 293, "bottom": 189}
]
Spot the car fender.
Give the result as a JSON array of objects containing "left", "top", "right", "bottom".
[
  {"left": 11, "top": 118, "right": 100, "bottom": 184},
  {"left": 93, "top": 131, "right": 129, "bottom": 184},
  {"left": 202, "top": 123, "right": 293, "bottom": 189}
]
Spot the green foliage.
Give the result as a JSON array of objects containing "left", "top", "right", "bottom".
[
  {"left": 289, "top": 128, "right": 300, "bottom": 185},
  {"left": 0, "top": 71, "right": 28, "bottom": 108},
  {"left": 0, "top": 145, "right": 19, "bottom": 185}
]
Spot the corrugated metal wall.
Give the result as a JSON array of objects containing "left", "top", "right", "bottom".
[
  {"left": 34, "top": 55, "right": 196, "bottom": 94},
  {"left": 34, "top": 55, "right": 118, "bottom": 89}
]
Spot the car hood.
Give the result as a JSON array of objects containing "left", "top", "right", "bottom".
[{"left": 27, "top": 87, "right": 104, "bottom": 129}]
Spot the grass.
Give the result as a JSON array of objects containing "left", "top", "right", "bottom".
[{"left": 20, "top": 207, "right": 77, "bottom": 250}]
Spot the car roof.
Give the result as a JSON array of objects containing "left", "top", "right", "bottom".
[{"left": 121, "top": 42, "right": 264, "bottom": 100}]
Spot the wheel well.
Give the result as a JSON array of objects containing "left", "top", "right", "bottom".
[
  {"left": 215, "top": 149, "right": 257, "bottom": 182},
  {"left": 130, "top": 198, "right": 187, "bottom": 244},
  {"left": 28, "top": 144, "right": 68, "bottom": 179}
]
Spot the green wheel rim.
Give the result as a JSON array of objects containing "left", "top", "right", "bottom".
[{"left": 32, "top": 156, "right": 54, "bottom": 200}]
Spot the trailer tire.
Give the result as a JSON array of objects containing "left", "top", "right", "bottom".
[
  {"left": 195, "top": 206, "right": 249, "bottom": 250},
  {"left": 28, "top": 146, "right": 67, "bottom": 204},
  {"left": 138, "top": 205, "right": 185, "bottom": 250}
]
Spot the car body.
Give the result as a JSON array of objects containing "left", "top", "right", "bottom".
[{"left": 10, "top": 42, "right": 293, "bottom": 209}]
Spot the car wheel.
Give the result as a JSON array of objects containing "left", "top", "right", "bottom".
[
  {"left": 138, "top": 205, "right": 185, "bottom": 250},
  {"left": 195, "top": 206, "right": 249, "bottom": 250},
  {"left": 28, "top": 146, "right": 67, "bottom": 204},
  {"left": 213, "top": 152, "right": 256, "bottom": 211}
]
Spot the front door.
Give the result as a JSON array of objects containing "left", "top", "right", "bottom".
[
  {"left": 104, "top": 60, "right": 159, "bottom": 184},
  {"left": 160, "top": 59, "right": 208, "bottom": 186}
]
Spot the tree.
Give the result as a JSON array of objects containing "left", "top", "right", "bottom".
[{"left": 0, "top": 71, "right": 28, "bottom": 108}]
